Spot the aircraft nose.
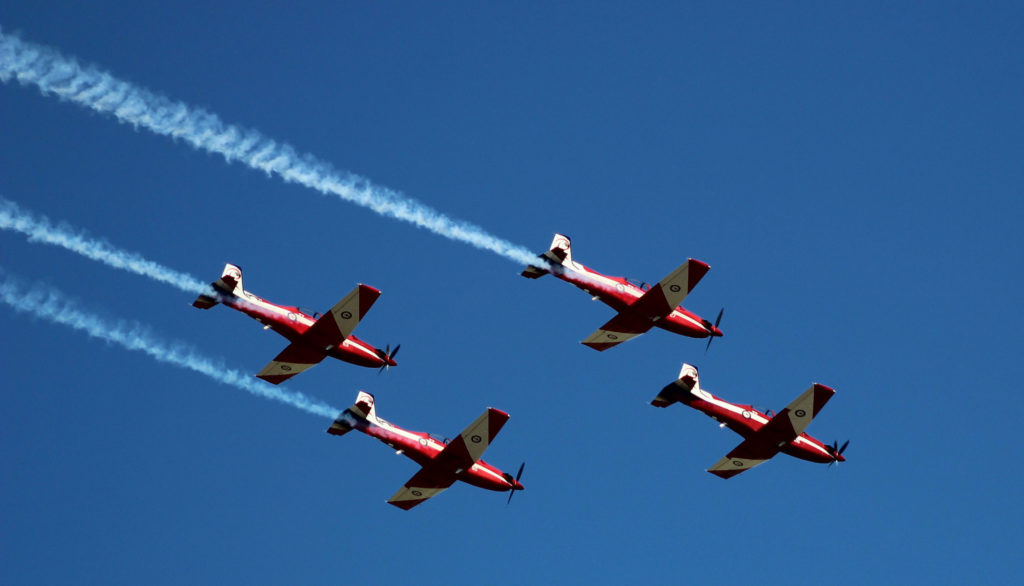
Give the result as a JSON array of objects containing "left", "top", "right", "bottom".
[
  {"left": 711, "top": 325, "right": 724, "bottom": 337},
  {"left": 514, "top": 480, "right": 525, "bottom": 491}
]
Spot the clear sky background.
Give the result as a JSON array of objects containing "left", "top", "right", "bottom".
[{"left": 2, "top": 2, "right": 1021, "bottom": 584}]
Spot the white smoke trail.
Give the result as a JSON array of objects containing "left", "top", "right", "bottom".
[
  {"left": 0, "top": 270, "right": 339, "bottom": 418},
  {"left": 0, "top": 29, "right": 540, "bottom": 267},
  {"left": 0, "top": 195, "right": 211, "bottom": 295}
]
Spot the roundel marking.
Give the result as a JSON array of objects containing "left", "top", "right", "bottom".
[
  {"left": 280, "top": 365, "right": 292, "bottom": 372},
  {"left": 742, "top": 410, "right": 751, "bottom": 419},
  {"left": 607, "top": 334, "right": 619, "bottom": 340},
  {"left": 616, "top": 284, "right": 625, "bottom": 292},
  {"left": 340, "top": 311, "right": 353, "bottom": 319},
  {"left": 470, "top": 435, "right": 482, "bottom": 444},
  {"left": 795, "top": 409, "right": 807, "bottom": 417},
  {"left": 732, "top": 460, "right": 745, "bottom": 467},
  {"left": 419, "top": 438, "right": 427, "bottom": 446},
  {"left": 287, "top": 312, "right": 297, "bottom": 321},
  {"left": 411, "top": 490, "right": 423, "bottom": 497},
  {"left": 669, "top": 284, "right": 682, "bottom": 293}
]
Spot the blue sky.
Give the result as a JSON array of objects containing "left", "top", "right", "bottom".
[{"left": 2, "top": 2, "right": 1021, "bottom": 584}]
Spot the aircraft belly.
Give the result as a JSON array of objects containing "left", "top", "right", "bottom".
[
  {"left": 327, "top": 339, "right": 383, "bottom": 368},
  {"left": 780, "top": 436, "right": 833, "bottom": 463},
  {"left": 655, "top": 313, "right": 708, "bottom": 338},
  {"left": 458, "top": 463, "right": 512, "bottom": 492}
]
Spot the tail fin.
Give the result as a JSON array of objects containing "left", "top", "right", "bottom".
[
  {"left": 521, "top": 233, "right": 575, "bottom": 278},
  {"left": 651, "top": 363, "right": 701, "bottom": 407},
  {"left": 192, "top": 263, "right": 245, "bottom": 309},
  {"left": 327, "top": 391, "right": 378, "bottom": 436}
]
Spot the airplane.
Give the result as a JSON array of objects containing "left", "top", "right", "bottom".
[
  {"left": 192, "top": 263, "right": 399, "bottom": 384},
  {"left": 521, "top": 234, "right": 724, "bottom": 351},
  {"left": 327, "top": 391, "right": 525, "bottom": 510},
  {"left": 651, "top": 363, "right": 848, "bottom": 478}
]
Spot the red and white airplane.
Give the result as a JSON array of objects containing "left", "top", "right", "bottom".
[
  {"left": 522, "top": 234, "right": 724, "bottom": 351},
  {"left": 192, "top": 263, "right": 398, "bottom": 384},
  {"left": 651, "top": 363, "right": 847, "bottom": 478},
  {"left": 327, "top": 391, "right": 525, "bottom": 510}
]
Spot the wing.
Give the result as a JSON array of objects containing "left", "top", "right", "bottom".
[
  {"left": 303, "top": 284, "right": 381, "bottom": 348},
  {"left": 434, "top": 408, "right": 510, "bottom": 469},
  {"left": 581, "top": 312, "right": 655, "bottom": 351},
  {"left": 774, "top": 383, "right": 835, "bottom": 437},
  {"left": 707, "top": 436, "right": 784, "bottom": 479},
  {"left": 387, "top": 467, "right": 457, "bottom": 511},
  {"left": 627, "top": 259, "right": 710, "bottom": 320},
  {"left": 707, "top": 383, "right": 835, "bottom": 479},
  {"left": 255, "top": 342, "right": 327, "bottom": 384},
  {"left": 387, "top": 408, "right": 510, "bottom": 510},
  {"left": 580, "top": 260, "right": 710, "bottom": 351}
]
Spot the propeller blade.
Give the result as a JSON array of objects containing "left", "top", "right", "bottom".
[
  {"left": 390, "top": 344, "right": 401, "bottom": 360},
  {"left": 838, "top": 440, "right": 849, "bottom": 455},
  {"left": 704, "top": 308, "right": 724, "bottom": 353},
  {"left": 506, "top": 462, "right": 526, "bottom": 506}
]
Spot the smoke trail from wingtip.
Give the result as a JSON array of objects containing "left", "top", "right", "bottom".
[
  {"left": 0, "top": 196, "right": 210, "bottom": 295},
  {"left": 0, "top": 270, "right": 339, "bottom": 419},
  {"left": 0, "top": 29, "right": 539, "bottom": 267}
]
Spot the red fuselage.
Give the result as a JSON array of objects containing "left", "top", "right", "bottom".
[
  {"left": 337, "top": 410, "right": 522, "bottom": 492},
  {"left": 662, "top": 382, "right": 842, "bottom": 464},
  {"left": 225, "top": 292, "right": 393, "bottom": 369},
  {"left": 553, "top": 264, "right": 721, "bottom": 339}
]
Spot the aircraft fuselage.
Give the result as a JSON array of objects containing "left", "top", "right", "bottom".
[
  {"left": 334, "top": 410, "right": 520, "bottom": 492},
  {"left": 552, "top": 264, "right": 718, "bottom": 339},
  {"left": 659, "top": 381, "right": 839, "bottom": 464},
  {"left": 224, "top": 292, "right": 389, "bottom": 369}
]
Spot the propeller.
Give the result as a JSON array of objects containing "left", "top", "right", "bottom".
[
  {"left": 825, "top": 439, "right": 850, "bottom": 468},
  {"left": 704, "top": 307, "right": 725, "bottom": 353},
  {"left": 376, "top": 344, "right": 401, "bottom": 374},
  {"left": 505, "top": 462, "right": 526, "bottom": 505}
]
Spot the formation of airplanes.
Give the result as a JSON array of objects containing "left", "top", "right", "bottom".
[{"left": 190, "top": 235, "right": 845, "bottom": 509}]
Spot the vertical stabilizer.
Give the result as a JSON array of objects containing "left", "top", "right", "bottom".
[
  {"left": 651, "top": 363, "right": 701, "bottom": 407},
  {"left": 521, "top": 233, "right": 576, "bottom": 278},
  {"left": 192, "top": 263, "right": 246, "bottom": 309},
  {"left": 327, "top": 391, "right": 379, "bottom": 436}
]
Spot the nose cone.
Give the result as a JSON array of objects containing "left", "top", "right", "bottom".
[
  {"left": 835, "top": 453, "right": 846, "bottom": 463},
  {"left": 385, "top": 356, "right": 397, "bottom": 367},
  {"left": 513, "top": 480, "right": 525, "bottom": 491},
  {"left": 711, "top": 325, "right": 724, "bottom": 337}
]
